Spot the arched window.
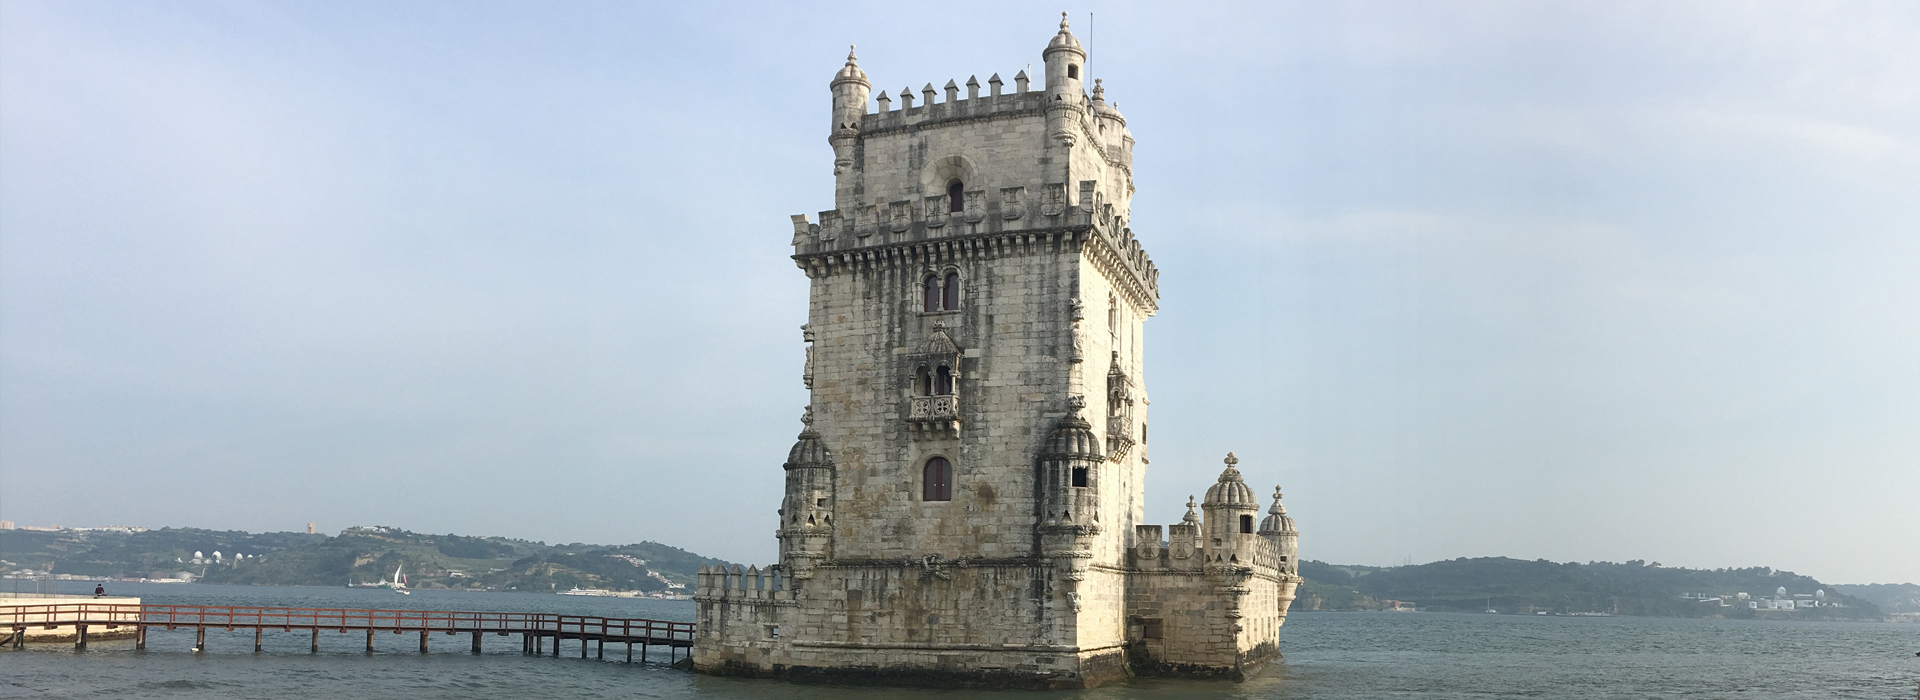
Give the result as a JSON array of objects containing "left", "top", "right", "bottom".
[
  {"left": 923, "top": 275, "right": 941, "bottom": 312},
  {"left": 1067, "top": 64, "right": 1079, "bottom": 80},
  {"left": 934, "top": 365, "right": 953, "bottom": 395},
  {"left": 942, "top": 272, "right": 960, "bottom": 310},
  {"left": 917, "top": 366, "right": 932, "bottom": 396},
  {"left": 923, "top": 457, "right": 953, "bottom": 501},
  {"left": 948, "top": 181, "right": 964, "bottom": 212}
]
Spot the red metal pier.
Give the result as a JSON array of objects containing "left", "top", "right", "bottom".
[{"left": 1, "top": 603, "right": 694, "bottom": 663}]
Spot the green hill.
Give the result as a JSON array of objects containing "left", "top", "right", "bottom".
[
  {"left": 1830, "top": 583, "right": 1920, "bottom": 614},
  {"left": 1, "top": 526, "right": 732, "bottom": 593},
  {"left": 1296, "top": 557, "right": 1881, "bottom": 620},
  {"left": 0, "top": 527, "right": 324, "bottom": 579}
]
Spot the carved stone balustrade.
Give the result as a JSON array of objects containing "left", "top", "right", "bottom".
[{"left": 908, "top": 395, "right": 960, "bottom": 437}]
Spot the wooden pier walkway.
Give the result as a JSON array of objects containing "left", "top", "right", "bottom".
[{"left": 1, "top": 603, "right": 695, "bottom": 663}]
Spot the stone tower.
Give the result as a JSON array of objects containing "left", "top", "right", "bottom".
[{"left": 693, "top": 18, "right": 1302, "bottom": 688}]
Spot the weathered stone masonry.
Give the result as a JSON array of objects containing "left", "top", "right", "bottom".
[{"left": 693, "top": 16, "right": 1303, "bottom": 689}]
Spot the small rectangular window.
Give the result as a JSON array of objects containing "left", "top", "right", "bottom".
[
  {"left": 1071, "top": 467, "right": 1089, "bottom": 487},
  {"left": 1240, "top": 514, "right": 1254, "bottom": 534},
  {"left": 1142, "top": 619, "right": 1163, "bottom": 639}
]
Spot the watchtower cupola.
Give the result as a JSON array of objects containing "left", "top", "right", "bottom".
[{"left": 1202, "top": 453, "right": 1260, "bottom": 547}]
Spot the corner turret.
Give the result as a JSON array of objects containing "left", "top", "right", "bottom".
[
  {"left": 1201, "top": 453, "right": 1260, "bottom": 551},
  {"left": 776, "top": 407, "right": 836, "bottom": 584},
  {"left": 828, "top": 46, "right": 870, "bottom": 177},
  {"left": 1257, "top": 486, "right": 1299, "bottom": 576},
  {"left": 1043, "top": 12, "right": 1087, "bottom": 148}
]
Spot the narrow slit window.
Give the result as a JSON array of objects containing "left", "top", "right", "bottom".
[
  {"left": 943, "top": 272, "right": 960, "bottom": 310},
  {"left": 923, "top": 457, "right": 953, "bottom": 501}
]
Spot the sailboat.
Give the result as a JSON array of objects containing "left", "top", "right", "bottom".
[{"left": 389, "top": 564, "right": 410, "bottom": 595}]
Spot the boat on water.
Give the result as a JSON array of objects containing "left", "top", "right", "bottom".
[
  {"left": 559, "top": 587, "right": 613, "bottom": 597},
  {"left": 386, "top": 565, "right": 410, "bottom": 595}
]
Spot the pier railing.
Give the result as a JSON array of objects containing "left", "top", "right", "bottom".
[{"left": 1, "top": 603, "right": 694, "bottom": 659}]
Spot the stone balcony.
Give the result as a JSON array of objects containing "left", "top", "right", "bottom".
[
  {"left": 908, "top": 395, "right": 960, "bottom": 437},
  {"left": 1107, "top": 414, "right": 1134, "bottom": 461}
]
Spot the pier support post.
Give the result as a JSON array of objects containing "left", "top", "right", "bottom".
[
  {"left": 76, "top": 624, "right": 88, "bottom": 650},
  {"left": 626, "top": 641, "right": 632, "bottom": 663},
  {"left": 471, "top": 630, "right": 482, "bottom": 654},
  {"left": 136, "top": 625, "right": 147, "bottom": 650},
  {"left": 195, "top": 627, "right": 206, "bottom": 652},
  {"left": 365, "top": 629, "right": 374, "bottom": 654},
  {"left": 596, "top": 638, "right": 603, "bottom": 660},
  {"left": 581, "top": 637, "right": 588, "bottom": 659},
  {"left": 311, "top": 628, "right": 319, "bottom": 653},
  {"left": 553, "top": 634, "right": 561, "bottom": 657},
  {"left": 641, "top": 642, "right": 648, "bottom": 663},
  {"left": 419, "top": 630, "right": 428, "bottom": 654},
  {"left": 255, "top": 627, "right": 263, "bottom": 653},
  {"left": 536, "top": 634, "right": 543, "bottom": 655}
]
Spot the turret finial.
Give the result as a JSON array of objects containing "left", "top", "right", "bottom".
[
  {"left": 1224, "top": 452, "right": 1239, "bottom": 470},
  {"left": 1061, "top": 11, "right": 1070, "bottom": 31},
  {"left": 1092, "top": 78, "right": 1104, "bottom": 101},
  {"left": 846, "top": 45, "right": 857, "bottom": 65},
  {"left": 1269, "top": 486, "right": 1286, "bottom": 514},
  {"left": 802, "top": 405, "right": 814, "bottom": 427},
  {"left": 1182, "top": 496, "right": 1200, "bottom": 524}
]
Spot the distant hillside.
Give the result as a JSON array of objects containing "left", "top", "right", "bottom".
[
  {"left": 1297, "top": 557, "right": 1881, "bottom": 620},
  {"left": 0, "top": 527, "right": 324, "bottom": 579},
  {"left": 1831, "top": 583, "right": 1920, "bottom": 614},
  {"left": 0, "top": 526, "right": 732, "bottom": 593}
]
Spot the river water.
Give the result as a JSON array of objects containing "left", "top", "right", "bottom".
[{"left": 4, "top": 581, "right": 1916, "bottom": 699}]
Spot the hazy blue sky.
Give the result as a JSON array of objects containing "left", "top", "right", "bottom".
[{"left": 3, "top": 2, "right": 1915, "bottom": 583}]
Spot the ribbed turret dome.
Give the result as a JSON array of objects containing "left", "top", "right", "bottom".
[
  {"left": 1091, "top": 79, "right": 1121, "bottom": 120},
  {"left": 1259, "top": 486, "right": 1297, "bottom": 534},
  {"left": 832, "top": 46, "right": 868, "bottom": 85},
  {"left": 1043, "top": 406, "right": 1103, "bottom": 460},
  {"left": 1047, "top": 13, "right": 1084, "bottom": 54},
  {"left": 784, "top": 410, "right": 834, "bottom": 469},
  {"left": 1202, "top": 453, "right": 1258, "bottom": 508}
]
